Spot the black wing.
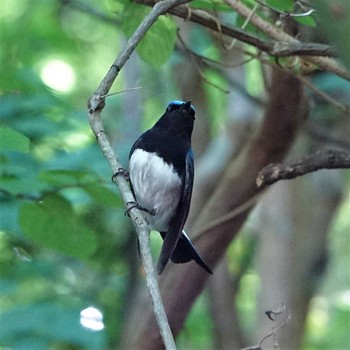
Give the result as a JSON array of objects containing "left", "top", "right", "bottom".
[
  {"left": 128, "top": 134, "right": 145, "bottom": 198},
  {"left": 157, "top": 149, "right": 194, "bottom": 274},
  {"left": 128, "top": 134, "right": 145, "bottom": 160}
]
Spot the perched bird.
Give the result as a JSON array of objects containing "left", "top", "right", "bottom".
[{"left": 128, "top": 100, "right": 212, "bottom": 275}]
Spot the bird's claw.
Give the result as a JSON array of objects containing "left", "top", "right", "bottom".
[
  {"left": 124, "top": 201, "right": 138, "bottom": 217},
  {"left": 112, "top": 168, "right": 130, "bottom": 182},
  {"left": 124, "top": 201, "right": 156, "bottom": 217}
]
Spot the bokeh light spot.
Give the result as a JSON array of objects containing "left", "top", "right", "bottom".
[
  {"left": 40, "top": 59, "right": 76, "bottom": 93},
  {"left": 80, "top": 306, "right": 104, "bottom": 331}
]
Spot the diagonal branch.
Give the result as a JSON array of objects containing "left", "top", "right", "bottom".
[
  {"left": 88, "top": 0, "right": 190, "bottom": 112},
  {"left": 224, "top": 0, "right": 349, "bottom": 81},
  {"left": 135, "top": 0, "right": 337, "bottom": 58},
  {"left": 87, "top": 1, "right": 190, "bottom": 348}
]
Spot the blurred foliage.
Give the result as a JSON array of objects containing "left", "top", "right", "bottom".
[
  {"left": 303, "top": 196, "right": 350, "bottom": 349},
  {"left": 120, "top": 2, "right": 177, "bottom": 67},
  {"left": 316, "top": 0, "right": 350, "bottom": 69},
  {"left": 0, "top": 0, "right": 349, "bottom": 349},
  {"left": 0, "top": 0, "right": 137, "bottom": 348}
]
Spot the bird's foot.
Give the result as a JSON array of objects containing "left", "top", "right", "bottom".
[
  {"left": 112, "top": 168, "right": 130, "bottom": 182},
  {"left": 124, "top": 201, "right": 156, "bottom": 217}
]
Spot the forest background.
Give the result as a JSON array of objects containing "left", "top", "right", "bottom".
[{"left": 0, "top": 0, "right": 349, "bottom": 349}]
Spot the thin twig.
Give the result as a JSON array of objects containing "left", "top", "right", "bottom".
[
  {"left": 224, "top": 2, "right": 259, "bottom": 50},
  {"left": 177, "top": 32, "right": 229, "bottom": 93},
  {"left": 69, "top": 0, "right": 339, "bottom": 61},
  {"left": 255, "top": 0, "right": 316, "bottom": 18},
  {"left": 87, "top": 1, "right": 190, "bottom": 348},
  {"left": 254, "top": 58, "right": 350, "bottom": 116},
  {"left": 136, "top": 0, "right": 337, "bottom": 58},
  {"left": 259, "top": 309, "right": 291, "bottom": 348},
  {"left": 296, "top": 76, "right": 350, "bottom": 115},
  {"left": 241, "top": 304, "right": 291, "bottom": 350},
  {"left": 175, "top": 41, "right": 350, "bottom": 116},
  {"left": 226, "top": 46, "right": 350, "bottom": 115},
  {"left": 88, "top": 0, "right": 190, "bottom": 112},
  {"left": 193, "top": 193, "right": 264, "bottom": 238},
  {"left": 101, "top": 87, "right": 143, "bottom": 98},
  {"left": 224, "top": 0, "right": 349, "bottom": 81}
]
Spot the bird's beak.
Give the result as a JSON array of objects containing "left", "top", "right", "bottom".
[{"left": 183, "top": 101, "right": 192, "bottom": 110}]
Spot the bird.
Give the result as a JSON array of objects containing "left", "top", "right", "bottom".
[{"left": 128, "top": 100, "right": 212, "bottom": 275}]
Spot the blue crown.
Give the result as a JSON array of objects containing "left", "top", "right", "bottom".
[{"left": 168, "top": 100, "right": 196, "bottom": 112}]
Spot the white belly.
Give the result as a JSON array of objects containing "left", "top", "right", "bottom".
[{"left": 129, "top": 149, "right": 182, "bottom": 232}]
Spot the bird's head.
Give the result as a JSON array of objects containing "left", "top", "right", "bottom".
[
  {"left": 155, "top": 100, "right": 195, "bottom": 139},
  {"left": 166, "top": 100, "right": 196, "bottom": 117}
]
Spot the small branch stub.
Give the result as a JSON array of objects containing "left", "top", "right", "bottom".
[{"left": 257, "top": 149, "right": 350, "bottom": 187}]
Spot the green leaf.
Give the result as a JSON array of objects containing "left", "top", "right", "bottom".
[
  {"left": 19, "top": 194, "right": 97, "bottom": 259},
  {"left": 0, "top": 176, "right": 46, "bottom": 196},
  {"left": 38, "top": 169, "right": 95, "bottom": 186},
  {"left": 294, "top": 15, "right": 317, "bottom": 27},
  {"left": 84, "top": 184, "right": 122, "bottom": 207},
  {"left": 265, "top": 0, "right": 294, "bottom": 12},
  {"left": 120, "top": 3, "right": 177, "bottom": 67},
  {"left": 0, "top": 127, "right": 30, "bottom": 153},
  {"left": 265, "top": 0, "right": 316, "bottom": 27}
]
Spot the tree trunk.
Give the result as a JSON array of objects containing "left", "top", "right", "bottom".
[
  {"left": 126, "top": 68, "right": 307, "bottom": 349},
  {"left": 254, "top": 155, "right": 344, "bottom": 349}
]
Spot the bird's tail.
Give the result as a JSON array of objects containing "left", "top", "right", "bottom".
[{"left": 159, "top": 231, "right": 212, "bottom": 274}]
